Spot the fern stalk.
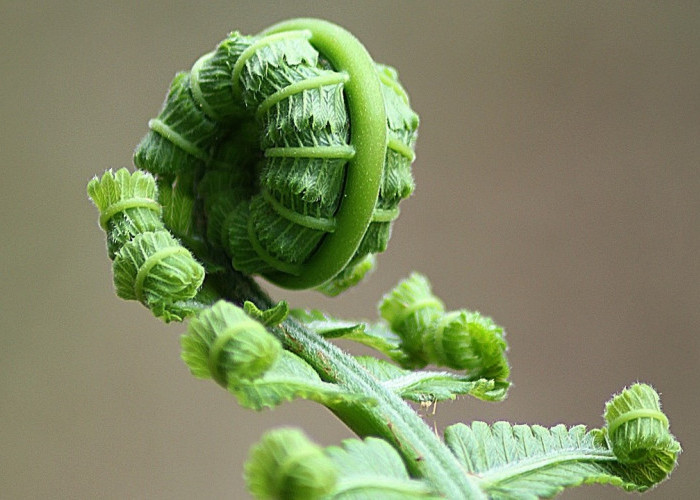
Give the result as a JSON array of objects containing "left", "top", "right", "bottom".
[{"left": 210, "top": 267, "right": 484, "bottom": 499}]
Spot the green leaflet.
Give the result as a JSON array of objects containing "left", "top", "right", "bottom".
[
  {"left": 245, "top": 428, "right": 338, "bottom": 500},
  {"left": 444, "top": 384, "right": 680, "bottom": 498},
  {"left": 229, "top": 350, "right": 371, "bottom": 411},
  {"left": 354, "top": 356, "right": 507, "bottom": 403},
  {"left": 243, "top": 300, "right": 290, "bottom": 327},
  {"left": 325, "top": 437, "right": 439, "bottom": 499},
  {"left": 291, "top": 308, "right": 507, "bottom": 402},
  {"left": 379, "top": 273, "right": 445, "bottom": 365},
  {"left": 190, "top": 32, "right": 256, "bottom": 122},
  {"left": 445, "top": 422, "right": 622, "bottom": 499},
  {"left": 603, "top": 383, "right": 682, "bottom": 487},
  {"left": 87, "top": 168, "right": 164, "bottom": 259},
  {"left": 290, "top": 309, "right": 404, "bottom": 361},
  {"left": 156, "top": 172, "right": 211, "bottom": 260},
  {"left": 424, "top": 310, "right": 510, "bottom": 381},
  {"left": 112, "top": 230, "right": 204, "bottom": 321},
  {"left": 157, "top": 175, "right": 195, "bottom": 241},
  {"left": 134, "top": 72, "right": 221, "bottom": 176}
]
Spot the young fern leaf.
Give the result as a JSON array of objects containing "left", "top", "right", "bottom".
[
  {"left": 380, "top": 274, "right": 510, "bottom": 384},
  {"left": 325, "top": 437, "right": 440, "bottom": 499},
  {"left": 89, "top": 18, "right": 681, "bottom": 500},
  {"left": 443, "top": 384, "right": 680, "bottom": 498},
  {"left": 245, "top": 428, "right": 338, "bottom": 500},
  {"left": 245, "top": 429, "right": 439, "bottom": 500},
  {"left": 355, "top": 356, "right": 507, "bottom": 403},
  {"left": 229, "top": 350, "right": 372, "bottom": 411},
  {"left": 88, "top": 168, "right": 205, "bottom": 321},
  {"left": 243, "top": 300, "right": 290, "bottom": 327}
]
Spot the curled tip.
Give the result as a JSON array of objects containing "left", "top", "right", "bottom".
[
  {"left": 112, "top": 230, "right": 204, "bottom": 320},
  {"left": 181, "top": 300, "right": 281, "bottom": 385},
  {"left": 379, "top": 273, "right": 444, "bottom": 363},
  {"left": 604, "top": 383, "right": 681, "bottom": 488},
  {"left": 245, "top": 428, "right": 337, "bottom": 500},
  {"left": 425, "top": 310, "right": 509, "bottom": 380},
  {"left": 379, "top": 273, "right": 445, "bottom": 327},
  {"left": 87, "top": 168, "right": 164, "bottom": 258}
]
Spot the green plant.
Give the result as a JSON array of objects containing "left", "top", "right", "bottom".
[{"left": 87, "top": 18, "right": 680, "bottom": 499}]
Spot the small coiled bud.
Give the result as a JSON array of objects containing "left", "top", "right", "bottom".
[
  {"left": 87, "top": 168, "right": 164, "bottom": 258},
  {"left": 89, "top": 169, "right": 205, "bottom": 321},
  {"left": 604, "top": 383, "right": 681, "bottom": 487},
  {"left": 244, "top": 428, "right": 337, "bottom": 500},
  {"left": 380, "top": 274, "right": 509, "bottom": 380},
  {"left": 379, "top": 273, "right": 445, "bottom": 364},
  {"left": 424, "top": 310, "right": 509, "bottom": 380},
  {"left": 181, "top": 300, "right": 281, "bottom": 385},
  {"left": 113, "top": 230, "right": 204, "bottom": 316}
]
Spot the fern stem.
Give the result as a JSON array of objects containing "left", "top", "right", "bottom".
[{"left": 211, "top": 270, "right": 485, "bottom": 499}]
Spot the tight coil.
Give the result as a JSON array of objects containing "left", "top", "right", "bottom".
[{"left": 134, "top": 19, "right": 418, "bottom": 292}]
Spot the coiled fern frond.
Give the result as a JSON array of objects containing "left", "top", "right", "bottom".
[{"left": 133, "top": 19, "right": 418, "bottom": 293}]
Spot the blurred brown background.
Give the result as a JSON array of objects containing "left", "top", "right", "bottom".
[{"left": 1, "top": 1, "right": 697, "bottom": 498}]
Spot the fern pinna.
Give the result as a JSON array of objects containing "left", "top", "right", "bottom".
[{"left": 88, "top": 18, "right": 680, "bottom": 499}]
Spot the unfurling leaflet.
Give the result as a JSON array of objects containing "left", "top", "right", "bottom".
[
  {"left": 244, "top": 428, "right": 337, "bottom": 500},
  {"left": 181, "top": 300, "right": 281, "bottom": 386},
  {"left": 603, "top": 383, "right": 681, "bottom": 488},
  {"left": 442, "top": 383, "right": 680, "bottom": 498},
  {"left": 88, "top": 169, "right": 204, "bottom": 321},
  {"left": 380, "top": 273, "right": 509, "bottom": 382}
]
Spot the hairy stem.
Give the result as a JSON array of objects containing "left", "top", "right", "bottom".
[{"left": 212, "top": 270, "right": 484, "bottom": 499}]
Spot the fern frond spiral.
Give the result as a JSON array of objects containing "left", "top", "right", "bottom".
[{"left": 133, "top": 18, "right": 419, "bottom": 293}]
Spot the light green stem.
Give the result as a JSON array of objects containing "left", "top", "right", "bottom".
[{"left": 213, "top": 270, "right": 486, "bottom": 499}]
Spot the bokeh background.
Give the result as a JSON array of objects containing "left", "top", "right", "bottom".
[{"left": 2, "top": 1, "right": 697, "bottom": 498}]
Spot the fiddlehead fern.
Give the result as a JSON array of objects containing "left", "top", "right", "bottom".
[
  {"left": 87, "top": 17, "right": 681, "bottom": 500},
  {"left": 133, "top": 18, "right": 418, "bottom": 293}
]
